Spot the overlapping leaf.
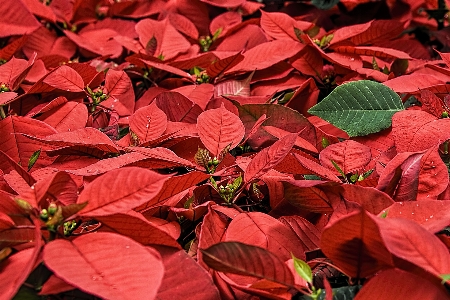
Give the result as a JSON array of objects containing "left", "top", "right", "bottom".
[
  {"left": 244, "top": 133, "right": 297, "bottom": 183},
  {"left": 201, "top": 242, "right": 295, "bottom": 287},
  {"left": 43, "top": 232, "right": 164, "bottom": 300},
  {"left": 129, "top": 102, "right": 168, "bottom": 144},
  {"left": 197, "top": 103, "right": 245, "bottom": 157},
  {"left": 308, "top": 80, "right": 404, "bottom": 137},
  {"left": 392, "top": 110, "right": 450, "bottom": 152},
  {"left": 77, "top": 167, "right": 168, "bottom": 216},
  {"left": 223, "top": 212, "right": 307, "bottom": 260},
  {"left": 321, "top": 209, "right": 394, "bottom": 278}
]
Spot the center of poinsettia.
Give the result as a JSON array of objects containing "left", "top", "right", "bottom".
[{"left": 0, "top": 83, "right": 10, "bottom": 92}]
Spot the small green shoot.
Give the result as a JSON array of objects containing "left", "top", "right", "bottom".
[
  {"left": 28, "top": 149, "right": 41, "bottom": 171},
  {"left": 331, "top": 160, "right": 346, "bottom": 178},
  {"left": 292, "top": 254, "right": 313, "bottom": 284}
]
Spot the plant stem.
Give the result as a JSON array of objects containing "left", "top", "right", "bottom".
[{"left": 0, "top": 106, "right": 6, "bottom": 119}]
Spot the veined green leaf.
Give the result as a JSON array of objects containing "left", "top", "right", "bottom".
[
  {"left": 308, "top": 80, "right": 404, "bottom": 137},
  {"left": 292, "top": 254, "right": 313, "bottom": 284}
]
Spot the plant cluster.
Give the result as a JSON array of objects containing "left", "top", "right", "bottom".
[{"left": 1, "top": 0, "right": 450, "bottom": 299}]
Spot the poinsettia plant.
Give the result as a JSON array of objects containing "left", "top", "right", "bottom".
[{"left": 1, "top": 0, "right": 450, "bottom": 299}]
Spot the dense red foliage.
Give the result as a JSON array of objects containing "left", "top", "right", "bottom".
[{"left": 1, "top": 0, "right": 450, "bottom": 299}]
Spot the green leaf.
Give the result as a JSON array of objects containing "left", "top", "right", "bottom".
[
  {"left": 360, "top": 169, "right": 374, "bottom": 180},
  {"left": 308, "top": 80, "right": 404, "bottom": 137},
  {"left": 28, "top": 149, "right": 41, "bottom": 171},
  {"left": 304, "top": 174, "right": 322, "bottom": 180},
  {"left": 440, "top": 274, "right": 450, "bottom": 284},
  {"left": 212, "top": 28, "right": 222, "bottom": 41},
  {"left": 331, "top": 160, "right": 345, "bottom": 177},
  {"left": 311, "top": 0, "right": 340, "bottom": 10},
  {"left": 210, "top": 177, "right": 218, "bottom": 190},
  {"left": 292, "top": 254, "right": 313, "bottom": 284},
  {"left": 231, "top": 175, "right": 242, "bottom": 191}
]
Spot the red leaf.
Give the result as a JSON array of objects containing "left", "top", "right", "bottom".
[
  {"left": 384, "top": 73, "right": 445, "bottom": 93},
  {"left": 167, "top": 12, "right": 199, "bottom": 40},
  {"left": 110, "top": 0, "right": 165, "bottom": 18},
  {"left": 292, "top": 153, "right": 341, "bottom": 182},
  {"left": 375, "top": 217, "right": 450, "bottom": 277},
  {"left": 332, "top": 46, "right": 411, "bottom": 59},
  {"left": 134, "top": 171, "right": 211, "bottom": 212},
  {"left": 43, "top": 232, "right": 164, "bottom": 300},
  {"left": 278, "top": 216, "right": 321, "bottom": 251},
  {"left": 210, "top": 11, "right": 241, "bottom": 36},
  {"left": 236, "top": 103, "right": 316, "bottom": 150},
  {"left": 224, "top": 212, "right": 307, "bottom": 260},
  {"left": 173, "top": 84, "right": 214, "bottom": 110},
  {"left": 0, "top": 211, "right": 14, "bottom": 230},
  {"left": 0, "top": 92, "right": 17, "bottom": 105},
  {"left": 0, "top": 248, "right": 36, "bottom": 299},
  {"left": 96, "top": 213, "right": 181, "bottom": 248},
  {"left": 201, "top": 0, "right": 245, "bottom": 7},
  {"left": 24, "top": 127, "right": 120, "bottom": 157},
  {"left": 0, "top": 56, "right": 34, "bottom": 91},
  {"left": 392, "top": 110, "right": 450, "bottom": 152},
  {"left": 43, "top": 65, "right": 85, "bottom": 92},
  {"left": 103, "top": 69, "right": 135, "bottom": 116},
  {"left": 419, "top": 89, "right": 445, "bottom": 117},
  {"left": 64, "top": 29, "right": 123, "bottom": 59},
  {"left": 136, "top": 18, "right": 191, "bottom": 60},
  {"left": 0, "top": 150, "right": 36, "bottom": 187},
  {"left": 437, "top": 49, "right": 450, "bottom": 69},
  {"left": 227, "top": 40, "right": 304, "bottom": 72},
  {"left": 339, "top": 185, "right": 394, "bottom": 215},
  {"left": 321, "top": 209, "right": 394, "bottom": 278},
  {"left": 155, "top": 246, "right": 221, "bottom": 299},
  {"left": 354, "top": 268, "right": 450, "bottom": 300},
  {"left": 260, "top": 10, "right": 304, "bottom": 41},
  {"left": 330, "top": 21, "right": 372, "bottom": 45},
  {"left": 244, "top": 133, "right": 297, "bottom": 183},
  {"left": 206, "top": 52, "right": 244, "bottom": 79},
  {"left": 129, "top": 102, "right": 168, "bottom": 143},
  {"left": 0, "top": 0, "right": 41, "bottom": 37},
  {"left": 214, "top": 71, "right": 254, "bottom": 97},
  {"left": 0, "top": 36, "right": 28, "bottom": 61},
  {"left": 68, "top": 148, "right": 195, "bottom": 176},
  {"left": 198, "top": 206, "right": 228, "bottom": 269},
  {"left": 263, "top": 126, "right": 318, "bottom": 153},
  {"left": 31, "top": 171, "right": 78, "bottom": 206},
  {"left": 155, "top": 91, "right": 203, "bottom": 123},
  {"left": 40, "top": 274, "right": 74, "bottom": 295},
  {"left": 131, "top": 56, "right": 193, "bottom": 80},
  {"left": 319, "top": 140, "right": 372, "bottom": 175},
  {"left": 37, "top": 101, "right": 88, "bottom": 132},
  {"left": 216, "top": 24, "right": 267, "bottom": 52},
  {"left": 282, "top": 180, "right": 334, "bottom": 214},
  {"left": 197, "top": 103, "right": 245, "bottom": 157},
  {"left": 290, "top": 45, "right": 323, "bottom": 77},
  {"left": 201, "top": 241, "right": 295, "bottom": 287},
  {"left": 77, "top": 167, "right": 168, "bottom": 216},
  {"left": 377, "top": 147, "right": 448, "bottom": 201},
  {"left": 332, "top": 20, "right": 404, "bottom": 45},
  {"left": 381, "top": 200, "right": 450, "bottom": 233},
  {"left": 0, "top": 116, "right": 57, "bottom": 169}
]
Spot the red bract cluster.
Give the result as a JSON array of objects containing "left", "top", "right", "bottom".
[{"left": 1, "top": 0, "right": 450, "bottom": 299}]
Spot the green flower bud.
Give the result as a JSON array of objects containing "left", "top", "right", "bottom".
[
  {"left": 40, "top": 209, "right": 48, "bottom": 220},
  {"left": 48, "top": 203, "right": 57, "bottom": 215}
]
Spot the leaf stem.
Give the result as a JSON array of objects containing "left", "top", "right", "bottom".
[{"left": 0, "top": 106, "right": 6, "bottom": 119}]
